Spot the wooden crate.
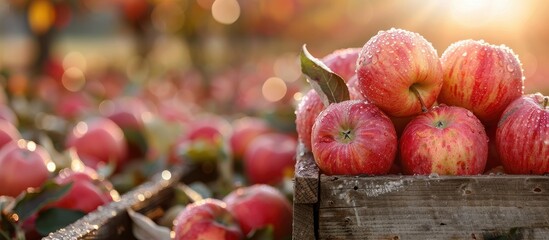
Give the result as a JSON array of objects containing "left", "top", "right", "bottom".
[
  {"left": 293, "top": 143, "right": 549, "bottom": 240},
  {"left": 43, "top": 163, "right": 218, "bottom": 240}
]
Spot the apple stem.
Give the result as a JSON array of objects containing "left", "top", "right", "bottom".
[{"left": 410, "top": 85, "right": 428, "bottom": 113}]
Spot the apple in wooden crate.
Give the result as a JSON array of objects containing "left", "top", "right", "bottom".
[
  {"left": 173, "top": 198, "right": 243, "bottom": 240},
  {"left": 400, "top": 105, "right": 488, "bottom": 175},
  {"left": 356, "top": 28, "right": 443, "bottom": 117},
  {"left": 311, "top": 100, "right": 397, "bottom": 175},
  {"left": 438, "top": 39, "right": 524, "bottom": 126},
  {"left": 300, "top": 45, "right": 397, "bottom": 175},
  {"left": 496, "top": 93, "right": 548, "bottom": 174},
  {"left": 321, "top": 47, "right": 361, "bottom": 81},
  {"left": 223, "top": 184, "right": 292, "bottom": 239}
]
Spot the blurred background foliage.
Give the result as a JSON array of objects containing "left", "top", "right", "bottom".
[{"left": 0, "top": 0, "right": 548, "bottom": 116}]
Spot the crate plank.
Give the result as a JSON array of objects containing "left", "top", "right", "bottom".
[
  {"left": 317, "top": 174, "right": 549, "bottom": 239},
  {"left": 293, "top": 142, "right": 320, "bottom": 239}
]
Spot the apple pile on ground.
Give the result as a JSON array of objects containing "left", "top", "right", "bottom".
[
  {"left": 0, "top": 62, "right": 297, "bottom": 239},
  {"left": 297, "top": 28, "right": 548, "bottom": 176}
]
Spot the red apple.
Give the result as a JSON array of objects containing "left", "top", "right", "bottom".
[
  {"left": 400, "top": 105, "right": 488, "bottom": 175},
  {"left": 65, "top": 117, "right": 128, "bottom": 170},
  {"left": 496, "top": 93, "right": 548, "bottom": 174},
  {"left": 170, "top": 115, "right": 232, "bottom": 164},
  {"left": 0, "top": 119, "right": 21, "bottom": 149},
  {"left": 100, "top": 97, "right": 150, "bottom": 160},
  {"left": 295, "top": 89, "right": 324, "bottom": 151},
  {"left": 322, "top": 48, "right": 361, "bottom": 82},
  {"left": 223, "top": 184, "right": 292, "bottom": 239},
  {"left": 173, "top": 198, "right": 243, "bottom": 240},
  {"left": 243, "top": 133, "right": 297, "bottom": 185},
  {"left": 356, "top": 28, "right": 443, "bottom": 117},
  {"left": 229, "top": 117, "right": 272, "bottom": 161},
  {"left": 54, "top": 92, "right": 94, "bottom": 120},
  {"left": 100, "top": 96, "right": 149, "bottom": 130},
  {"left": 0, "top": 140, "right": 52, "bottom": 197},
  {"left": 346, "top": 74, "right": 368, "bottom": 101},
  {"left": 51, "top": 167, "right": 114, "bottom": 213},
  {"left": 0, "top": 105, "right": 18, "bottom": 126},
  {"left": 438, "top": 39, "right": 523, "bottom": 125},
  {"left": 311, "top": 100, "right": 397, "bottom": 175}
]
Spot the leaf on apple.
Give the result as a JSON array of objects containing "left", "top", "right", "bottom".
[
  {"left": 35, "top": 208, "right": 86, "bottom": 236},
  {"left": 300, "top": 44, "right": 350, "bottom": 106},
  {"left": 12, "top": 181, "right": 73, "bottom": 222}
]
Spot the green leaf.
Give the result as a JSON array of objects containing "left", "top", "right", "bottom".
[
  {"left": 35, "top": 208, "right": 85, "bottom": 236},
  {"left": 12, "top": 181, "right": 72, "bottom": 222},
  {"left": 246, "top": 225, "right": 275, "bottom": 240},
  {"left": 300, "top": 44, "right": 350, "bottom": 106}
]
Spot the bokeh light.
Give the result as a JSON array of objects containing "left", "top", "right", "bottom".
[
  {"left": 62, "top": 67, "right": 86, "bottom": 92},
  {"left": 211, "top": 0, "right": 240, "bottom": 24},
  {"left": 262, "top": 77, "right": 287, "bottom": 102}
]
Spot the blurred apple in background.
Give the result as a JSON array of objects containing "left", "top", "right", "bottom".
[
  {"left": 400, "top": 105, "right": 488, "bottom": 175},
  {"left": 173, "top": 198, "right": 243, "bottom": 240},
  {"left": 224, "top": 184, "right": 292, "bottom": 239},
  {"left": 243, "top": 133, "right": 296, "bottom": 185},
  {"left": 0, "top": 119, "right": 22, "bottom": 149},
  {"left": 51, "top": 167, "right": 115, "bottom": 213},
  {"left": 0, "top": 140, "right": 52, "bottom": 197},
  {"left": 0, "top": 104, "right": 18, "bottom": 126},
  {"left": 438, "top": 39, "right": 524, "bottom": 126},
  {"left": 65, "top": 117, "right": 128, "bottom": 170},
  {"left": 356, "top": 28, "right": 443, "bottom": 117},
  {"left": 170, "top": 115, "right": 232, "bottom": 164},
  {"left": 496, "top": 93, "right": 548, "bottom": 174},
  {"left": 100, "top": 96, "right": 150, "bottom": 160},
  {"left": 229, "top": 116, "right": 272, "bottom": 161},
  {"left": 311, "top": 100, "right": 397, "bottom": 175}
]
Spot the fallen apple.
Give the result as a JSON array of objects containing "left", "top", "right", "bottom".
[
  {"left": 173, "top": 198, "right": 243, "bottom": 240},
  {"left": 243, "top": 133, "right": 297, "bottom": 185},
  {"left": 223, "top": 184, "right": 292, "bottom": 239},
  {"left": 0, "top": 140, "right": 52, "bottom": 197}
]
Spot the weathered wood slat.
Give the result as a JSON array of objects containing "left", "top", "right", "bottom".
[
  {"left": 317, "top": 174, "right": 549, "bottom": 239},
  {"left": 294, "top": 142, "right": 319, "bottom": 204},
  {"left": 293, "top": 142, "right": 320, "bottom": 239}
]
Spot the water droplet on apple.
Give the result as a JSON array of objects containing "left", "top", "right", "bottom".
[
  {"left": 466, "top": 111, "right": 474, "bottom": 117},
  {"left": 544, "top": 140, "right": 549, "bottom": 146},
  {"left": 506, "top": 64, "right": 515, "bottom": 72},
  {"left": 428, "top": 173, "right": 439, "bottom": 179},
  {"left": 462, "top": 52, "right": 468, "bottom": 57},
  {"left": 371, "top": 55, "right": 378, "bottom": 64}
]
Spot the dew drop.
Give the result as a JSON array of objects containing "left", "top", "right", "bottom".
[
  {"left": 506, "top": 64, "right": 515, "bottom": 72},
  {"left": 428, "top": 173, "right": 439, "bottom": 179},
  {"left": 544, "top": 139, "right": 549, "bottom": 146},
  {"left": 466, "top": 111, "right": 474, "bottom": 117},
  {"left": 371, "top": 55, "right": 378, "bottom": 64},
  {"left": 462, "top": 52, "right": 468, "bottom": 57}
]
